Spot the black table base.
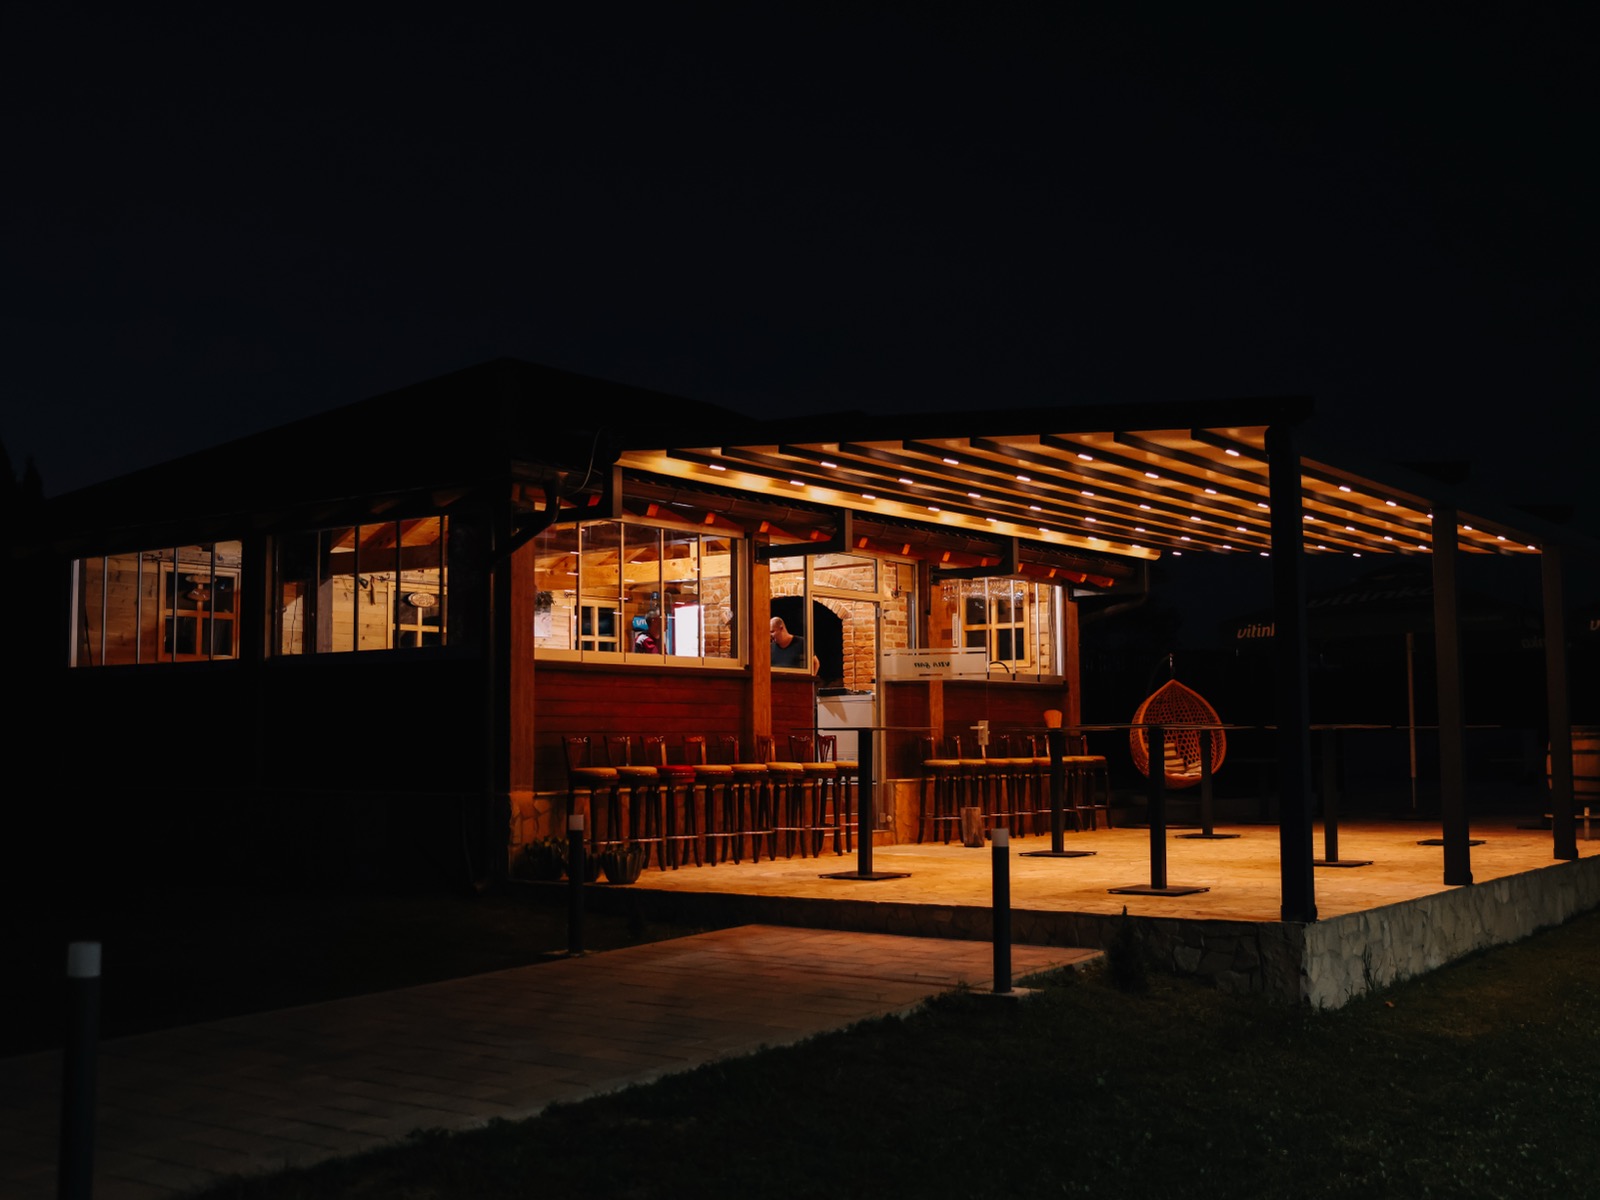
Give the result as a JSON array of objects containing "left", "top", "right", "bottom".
[
  {"left": 1109, "top": 883, "right": 1210, "bottom": 896},
  {"left": 1178, "top": 831, "right": 1240, "bottom": 840},
  {"left": 1020, "top": 848, "right": 1096, "bottom": 858},
  {"left": 1314, "top": 857, "right": 1373, "bottom": 868}
]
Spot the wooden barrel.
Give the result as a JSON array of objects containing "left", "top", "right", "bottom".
[{"left": 1546, "top": 727, "right": 1600, "bottom": 804}]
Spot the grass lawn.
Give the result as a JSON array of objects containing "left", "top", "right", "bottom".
[{"left": 147, "top": 902, "right": 1600, "bottom": 1200}]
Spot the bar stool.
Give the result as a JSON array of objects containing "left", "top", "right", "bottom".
[
  {"left": 683, "top": 735, "right": 736, "bottom": 864},
  {"left": 1066, "top": 732, "right": 1113, "bottom": 830},
  {"left": 765, "top": 735, "right": 810, "bottom": 858},
  {"left": 605, "top": 735, "right": 668, "bottom": 869},
  {"left": 790, "top": 732, "right": 841, "bottom": 856},
  {"left": 720, "top": 735, "right": 773, "bottom": 862},
  {"left": 987, "top": 732, "right": 1035, "bottom": 836},
  {"left": 822, "top": 734, "right": 859, "bottom": 853},
  {"left": 562, "top": 736, "right": 619, "bottom": 851},
  {"left": 946, "top": 734, "right": 997, "bottom": 831},
  {"left": 644, "top": 734, "right": 699, "bottom": 867},
  {"left": 918, "top": 734, "right": 962, "bottom": 843},
  {"left": 1028, "top": 733, "right": 1086, "bottom": 833}
]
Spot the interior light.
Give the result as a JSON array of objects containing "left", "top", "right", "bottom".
[
  {"left": 1338, "top": 485, "right": 1352, "bottom": 493},
  {"left": 709, "top": 463, "right": 726, "bottom": 471},
  {"left": 943, "top": 457, "right": 959, "bottom": 465},
  {"left": 1180, "top": 535, "right": 1191, "bottom": 542},
  {"left": 1383, "top": 535, "right": 1393, "bottom": 542},
  {"left": 1225, "top": 449, "right": 1241, "bottom": 457},
  {"left": 1386, "top": 500, "right": 1397, "bottom": 507},
  {"left": 789, "top": 480, "right": 805, "bottom": 487},
  {"left": 898, "top": 477, "right": 914, "bottom": 485},
  {"left": 968, "top": 492, "right": 981, "bottom": 499},
  {"left": 1204, "top": 487, "right": 1217, "bottom": 495},
  {"left": 1016, "top": 474, "right": 1031, "bottom": 482},
  {"left": 1190, "top": 515, "right": 1202, "bottom": 522},
  {"left": 928, "top": 506, "right": 940, "bottom": 513},
  {"left": 1081, "top": 490, "right": 1094, "bottom": 497},
  {"left": 1077, "top": 452, "right": 1093, "bottom": 461},
  {"left": 1029, "top": 505, "right": 1042, "bottom": 512},
  {"left": 1139, "top": 503, "right": 1151, "bottom": 511},
  {"left": 1257, "top": 502, "right": 1269, "bottom": 509},
  {"left": 1462, "top": 524, "right": 1473, "bottom": 532},
  {"left": 820, "top": 460, "right": 838, "bottom": 469},
  {"left": 861, "top": 493, "right": 876, "bottom": 500},
  {"left": 1144, "top": 472, "right": 1159, "bottom": 479},
  {"left": 1084, "top": 516, "right": 1096, "bottom": 523}
]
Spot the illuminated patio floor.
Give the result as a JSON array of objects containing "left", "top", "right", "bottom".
[{"left": 617, "top": 814, "right": 1599, "bottom": 926}]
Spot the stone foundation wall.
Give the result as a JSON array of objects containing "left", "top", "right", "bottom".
[{"left": 1302, "top": 854, "right": 1600, "bottom": 1008}]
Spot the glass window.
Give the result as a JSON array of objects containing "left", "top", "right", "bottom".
[
  {"left": 945, "top": 577, "right": 1061, "bottom": 678},
  {"left": 533, "top": 520, "right": 740, "bottom": 664},
  {"left": 72, "top": 542, "right": 242, "bottom": 666},
  {"left": 274, "top": 517, "right": 449, "bottom": 655}
]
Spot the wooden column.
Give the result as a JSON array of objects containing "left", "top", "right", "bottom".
[
  {"left": 1267, "top": 422, "right": 1316, "bottom": 922},
  {"left": 1431, "top": 503, "right": 1472, "bottom": 886},
  {"left": 508, "top": 538, "right": 537, "bottom": 815},
  {"left": 748, "top": 539, "right": 772, "bottom": 754},
  {"left": 1542, "top": 543, "right": 1579, "bottom": 860},
  {"left": 1064, "top": 592, "right": 1083, "bottom": 728}
]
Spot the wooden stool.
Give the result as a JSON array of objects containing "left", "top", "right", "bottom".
[
  {"left": 822, "top": 734, "right": 859, "bottom": 853},
  {"left": 605, "top": 735, "right": 667, "bottom": 869},
  {"left": 765, "top": 735, "right": 810, "bottom": 858},
  {"left": 563, "top": 735, "right": 620, "bottom": 851},
  {"left": 789, "top": 732, "right": 842, "bottom": 856},
  {"left": 644, "top": 735, "right": 699, "bottom": 868},
  {"left": 918, "top": 735, "right": 962, "bottom": 843},
  {"left": 720, "top": 735, "right": 773, "bottom": 862},
  {"left": 683, "top": 735, "right": 735, "bottom": 864}
]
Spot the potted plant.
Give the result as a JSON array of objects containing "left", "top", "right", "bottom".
[
  {"left": 513, "top": 836, "right": 568, "bottom": 881},
  {"left": 599, "top": 842, "right": 647, "bottom": 884}
]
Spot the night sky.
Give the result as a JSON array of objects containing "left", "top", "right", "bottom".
[{"left": 4, "top": 6, "right": 1596, "bottom": 530}]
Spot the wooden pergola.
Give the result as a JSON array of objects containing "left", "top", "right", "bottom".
[{"left": 619, "top": 396, "right": 1597, "bottom": 920}]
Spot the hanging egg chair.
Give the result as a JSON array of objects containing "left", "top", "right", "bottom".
[{"left": 1129, "top": 679, "right": 1227, "bottom": 789}]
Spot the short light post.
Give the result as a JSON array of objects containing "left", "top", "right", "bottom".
[
  {"left": 60, "top": 940, "right": 100, "bottom": 1200},
  {"left": 992, "top": 828, "right": 1012, "bottom": 994},
  {"left": 567, "top": 814, "right": 586, "bottom": 956}
]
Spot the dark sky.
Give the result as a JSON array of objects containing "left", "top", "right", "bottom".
[{"left": 4, "top": 6, "right": 1596, "bottom": 526}]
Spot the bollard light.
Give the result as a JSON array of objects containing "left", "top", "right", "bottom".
[
  {"left": 61, "top": 940, "right": 101, "bottom": 1200},
  {"left": 991, "top": 828, "right": 1012, "bottom": 994},
  {"left": 567, "top": 814, "right": 586, "bottom": 956}
]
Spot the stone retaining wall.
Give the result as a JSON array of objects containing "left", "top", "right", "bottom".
[{"left": 545, "top": 854, "right": 1600, "bottom": 1009}]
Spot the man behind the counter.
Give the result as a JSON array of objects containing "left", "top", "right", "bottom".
[{"left": 769, "top": 616, "right": 819, "bottom": 674}]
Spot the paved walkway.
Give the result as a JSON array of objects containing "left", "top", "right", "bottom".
[{"left": 0, "top": 926, "right": 1096, "bottom": 1200}]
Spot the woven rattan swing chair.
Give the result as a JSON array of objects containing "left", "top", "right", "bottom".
[{"left": 1129, "top": 678, "right": 1227, "bottom": 789}]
